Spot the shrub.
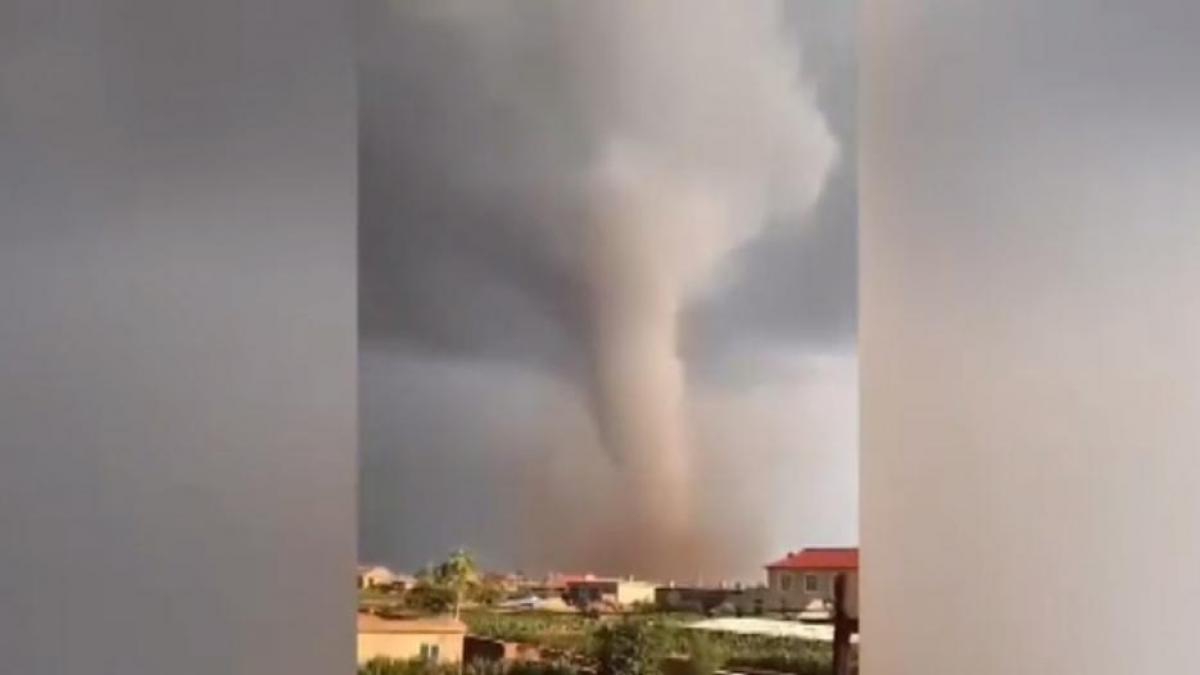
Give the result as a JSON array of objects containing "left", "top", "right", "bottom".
[
  {"left": 360, "top": 657, "right": 593, "bottom": 675},
  {"left": 457, "top": 609, "right": 833, "bottom": 675},
  {"left": 505, "top": 661, "right": 589, "bottom": 675},
  {"left": 679, "top": 633, "right": 725, "bottom": 675},
  {"left": 359, "top": 657, "right": 457, "bottom": 675},
  {"left": 406, "top": 583, "right": 456, "bottom": 614},
  {"left": 593, "top": 620, "right": 668, "bottom": 675}
]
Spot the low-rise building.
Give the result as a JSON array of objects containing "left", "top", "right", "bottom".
[
  {"left": 358, "top": 565, "right": 397, "bottom": 590},
  {"left": 483, "top": 572, "right": 525, "bottom": 594},
  {"left": 464, "top": 635, "right": 542, "bottom": 663},
  {"left": 519, "top": 572, "right": 578, "bottom": 599},
  {"left": 564, "top": 575, "right": 657, "bottom": 609},
  {"left": 655, "top": 585, "right": 747, "bottom": 614},
  {"left": 762, "top": 548, "right": 858, "bottom": 613},
  {"left": 356, "top": 613, "right": 467, "bottom": 665}
]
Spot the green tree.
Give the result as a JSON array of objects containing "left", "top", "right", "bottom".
[
  {"left": 433, "top": 549, "right": 480, "bottom": 619},
  {"left": 472, "top": 577, "right": 505, "bottom": 607},
  {"left": 405, "top": 581, "right": 455, "bottom": 614}
]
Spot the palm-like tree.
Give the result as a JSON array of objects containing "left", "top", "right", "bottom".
[{"left": 435, "top": 549, "right": 480, "bottom": 620}]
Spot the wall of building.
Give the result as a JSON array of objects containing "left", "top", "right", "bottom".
[
  {"left": 565, "top": 581, "right": 617, "bottom": 606},
  {"left": 464, "top": 636, "right": 541, "bottom": 663},
  {"left": 729, "top": 571, "right": 857, "bottom": 615},
  {"left": 566, "top": 580, "right": 656, "bottom": 608},
  {"left": 360, "top": 570, "right": 396, "bottom": 589},
  {"left": 0, "top": 3, "right": 355, "bottom": 674},
  {"left": 357, "top": 632, "right": 464, "bottom": 665},
  {"left": 863, "top": 1, "right": 1200, "bottom": 672},
  {"left": 766, "top": 570, "right": 841, "bottom": 608},
  {"left": 656, "top": 588, "right": 745, "bottom": 613},
  {"left": 616, "top": 582, "right": 657, "bottom": 606}
]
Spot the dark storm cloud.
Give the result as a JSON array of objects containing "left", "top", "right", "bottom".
[
  {"left": 359, "top": 0, "right": 856, "bottom": 578},
  {"left": 361, "top": 0, "right": 856, "bottom": 369},
  {"left": 687, "top": 0, "right": 857, "bottom": 381},
  {"left": 359, "top": 0, "right": 588, "bottom": 373}
]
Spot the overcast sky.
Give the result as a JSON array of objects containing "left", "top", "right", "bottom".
[{"left": 358, "top": 0, "right": 856, "bottom": 581}]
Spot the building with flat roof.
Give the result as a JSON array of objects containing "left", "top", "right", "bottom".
[
  {"left": 564, "top": 575, "right": 657, "bottom": 609},
  {"left": 655, "top": 585, "right": 747, "bottom": 614},
  {"left": 356, "top": 613, "right": 467, "bottom": 665},
  {"left": 357, "top": 565, "right": 396, "bottom": 589}
]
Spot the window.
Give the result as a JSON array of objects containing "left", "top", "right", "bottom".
[
  {"left": 804, "top": 574, "right": 820, "bottom": 593},
  {"left": 780, "top": 573, "right": 792, "bottom": 591},
  {"left": 420, "top": 644, "right": 440, "bottom": 663}
]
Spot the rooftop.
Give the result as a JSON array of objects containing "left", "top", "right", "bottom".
[
  {"left": 689, "top": 617, "right": 858, "bottom": 644},
  {"left": 766, "top": 548, "right": 858, "bottom": 571},
  {"left": 356, "top": 613, "right": 467, "bottom": 635},
  {"left": 565, "top": 575, "right": 653, "bottom": 586}
]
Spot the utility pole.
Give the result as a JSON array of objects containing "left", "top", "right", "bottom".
[
  {"left": 799, "top": 572, "right": 858, "bottom": 675},
  {"left": 831, "top": 573, "right": 857, "bottom": 675}
]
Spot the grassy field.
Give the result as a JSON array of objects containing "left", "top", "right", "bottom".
[
  {"left": 459, "top": 610, "right": 832, "bottom": 675},
  {"left": 356, "top": 591, "right": 835, "bottom": 675},
  {"left": 461, "top": 610, "right": 599, "bottom": 652},
  {"left": 358, "top": 589, "right": 408, "bottom": 613}
]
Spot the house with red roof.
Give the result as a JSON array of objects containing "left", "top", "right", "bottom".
[{"left": 761, "top": 548, "right": 858, "bottom": 613}]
